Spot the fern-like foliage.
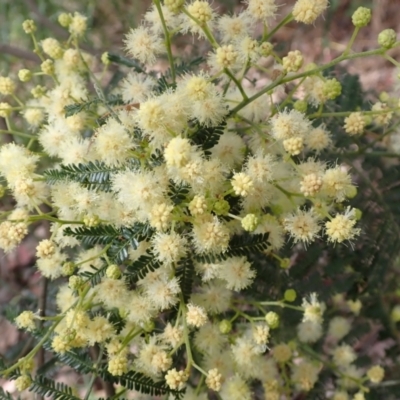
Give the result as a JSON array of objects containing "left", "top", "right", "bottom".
[
  {"left": 168, "top": 57, "right": 205, "bottom": 77},
  {"left": 55, "top": 350, "right": 94, "bottom": 374},
  {"left": 106, "top": 53, "right": 145, "bottom": 73},
  {"left": 64, "top": 94, "right": 124, "bottom": 118},
  {"left": 29, "top": 376, "right": 79, "bottom": 400},
  {"left": 98, "top": 369, "right": 185, "bottom": 399},
  {"left": 79, "top": 264, "right": 107, "bottom": 286},
  {"left": 168, "top": 180, "right": 190, "bottom": 205},
  {"left": 43, "top": 161, "right": 120, "bottom": 192},
  {"left": 195, "top": 232, "right": 270, "bottom": 263},
  {"left": 176, "top": 257, "right": 195, "bottom": 303},
  {"left": 125, "top": 251, "right": 161, "bottom": 283},
  {"left": 64, "top": 223, "right": 154, "bottom": 263},
  {"left": 191, "top": 121, "right": 226, "bottom": 156}
]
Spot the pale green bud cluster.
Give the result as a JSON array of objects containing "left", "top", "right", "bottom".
[
  {"left": 378, "top": 29, "right": 397, "bottom": 49},
  {"left": 18, "top": 69, "right": 32, "bottom": 82},
  {"left": 351, "top": 7, "right": 372, "bottom": 28}
]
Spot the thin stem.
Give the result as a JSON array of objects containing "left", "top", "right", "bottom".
[
  {"left": 153, "top": 0, "right": 176, "bottom": 83},
  {"left": 230, "top": 48, "right": 386, "bottom": 116},
  {"left": 182, "top": 8, "right": 218, "bottom": 48},
  {"left": 224, "top": 68, "right": 248, "bottom": 100},
  {"left": 0, "top": 129, "right": 36, "bottom": 139},
  {"left": 263, "top": 13, "right": 294, "bottom": 42},
  {"left": 84, "top": 346, "right": 104, "bottom": 400},
  {"left": 384, "top": 54, "right": 400, "bottom": 68},
  {"left": 180, "top": 294, "right": 194, "bottom": 370},
  {"left": 259, "top": 300, "right": 303, "bottom": 311},
  {"left": 342, "top": 27, "right": 360, "bottom": 56}
]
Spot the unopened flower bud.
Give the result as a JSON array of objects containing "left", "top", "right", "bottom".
[
  {"left": 22, "top": 19, "right": 36, "bottom": 34},
  {"left": 352, "top": 7, "right": 371, "bottom": 28},
  {"left": 219, "top": 319, "right": 232, "bottom": 334},
  {"left": 18, "top": 69, "right": 32, "bottom": 82},
  {"left": 58, "top": 13, "right": 72, "bottom": 28},
  {"left": 241, "top": 214, "right": 259, "bottom": 232},
  {"left": 41, "top": 59, "right": 54, "bottom": 75},
  {"left": 15, "top": 375, "right": 32, "bottom": 391},
  {"left": 279, "top": 257, "right": 291, "bottom": 269},
  {"left": 378, "top": 29, "right": 397, "bottom": 49},
  {"left": 294, "top": 100, "right": 308, "bottom": 113},
  {"left": 213, "top": 199, "right": 230, "bottom": 215},
  {"left": 106, "top": 264, "right": 121, "bottom": 279},
  {"left": 259, "top": 42, "right": 274, "bottom": 57},
  {"left": 62, "top": 262, "right": 76, "bottom": 276},
  {"left": 164, "top": 0, "right": 185, "bottom": 13},
  {"left": 31, "top": 85, "right": 46, "bottom": 98},
  {"left": 101, "top": 52, "right": 110, "bottom": 65},
  {"left": 265, "top": 311, "right": 280, "bottom": 329},
  {"left": 69, "top": 275, "right": 84, "bottom": 290},
  {"left": 284, "top": 289, "right": 297, "bottom": 302},
  {"left": 323, "top": 78, "right": 342, "bottom": 100}
]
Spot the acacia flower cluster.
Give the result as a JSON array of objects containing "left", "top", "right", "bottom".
[{"left": 0, "top": 1, "right": 398, "bottom": 399}]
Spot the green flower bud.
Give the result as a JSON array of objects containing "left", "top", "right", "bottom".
[
  {"left": 284, "top": 289, "right": 297, "bottom": 302},
  {"left": 259, "top": 42, "right": 274, "bottom": 57},
  {"left": 106, "top": 264, "right": 121, "bottom": 279},
  {"left": 22, "top": 19, "right": 36, "bottom": 34},
  {"left": 279, "top": 258, "right": 291, "bottom": 269},
  {"left": 378, "top": 29, "right": 397, "bottom": 49},
  {"left": 69, "top": 275, "right": 84, "bottom": 291},
  {"left": 19, "top": 357, "right": 34, "bottom": 373},
  {"left": 101, "top": 52, "right": 110, "bottom": 65},
  {"left": 62, "top": 262, "right": 76, "bottom": 276},
  {"left": 352, "top": 7, "right": 371, "bottom": 28},
  {"left": 323, "top": 78, "right": 342, "bottom": 100},
  {"left": 0, "top": 103, "right": 12, "bottom": 119},
  {"left": 213, "top": 199, "right": 230, "bottom": 216},
  {"left": 142, "top": 320, "right": 155, "bottom": 332},
  {"left": 241, "top": 214, "right": 259, "bottom": 232},
  {"left": 391, "top": 305, "right": 400, "bottom": 322},
  {"left": 83, "top": 214, "right": 100, "bottom": 227},
  {"left": 58, "top": 13, "right": 72, "bottom": 28},
  {"left": 164, "top": 0, "right": 185, "bottom": 13},
  {"left": 354, "top": 208, "right": 362, "bottom": 221},
  {"left": 379, "top": 91, "right": 390, "bottom": 103},
  {"left": 345, "top": 185, "right": 358, "bottom": 199},
  {"left": 219, "top": 319, "right": 232, "bottom": 334},
  {"left": 18, "top": 69, "right": 32, "bottom": 82},
  {"left": 31, "top": 85, "right": 46, "bottom": 99},
  {"left": 265, "top": 311, "right": 280, "bottom": 329},
  {"left": 293, "top": 99, "right": 308, "bottom": 113},
  {"left": 15, "top": 375, "right": 32, "bottom": 391},
  {"left": 41, "top": 59, "right": 55, "bottom": 75},
  {"left": 282, "top": 50, "right": 303, "bottom": 73}
]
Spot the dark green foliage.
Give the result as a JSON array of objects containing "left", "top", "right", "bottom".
[
  {"left": 64, "top": 94, "right": 124, "bottom": 118},
  {"left": 98, "top": 369, "right": 185, "bottom": 399},
  {"left": 64, "top": 223, "right": 154, "bottom": 263},
  {"left": 154, "top": 75, "right": 176, "bottom": 94},
  {"left": 168, "top": 180, "right": 190, "bottom": 205},
  {"left": 149, "top": 148, "right": 165, "bottom": 167},
  {"left": 43, "top": 161, "right": 120, "bottom": 192},
  {"left": 125, "top": 251, "right": 161, "bottom": 283},
  {"left": 176, "top": 257, "right": 195, "bottom": 303},
  {"left": 54, "top": 350, "right": 94, "bottom": 374},
  {"left": 191, "top": 121, "right": 226, "bottom": 157},
  {"left": 79, "top": 264, "right": 107, "bottom": 286},
  {"left": 106, "top": 53, "right": 145, "bottom": 73},
  {"left": 169, "top": 57, "right": 205, "bottom": 77},
  {"left": 195, "top": 232, "right": 270, "bottom": 263},
  {"left": 29, "top": 376, "right": 79, "bottom": 400}
]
